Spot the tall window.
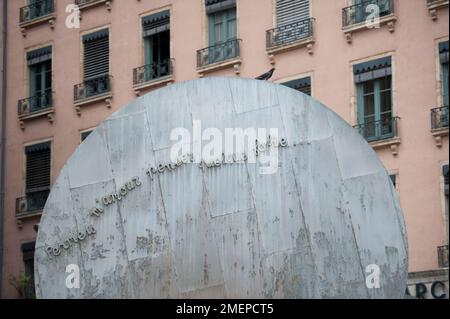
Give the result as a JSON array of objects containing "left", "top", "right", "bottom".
[
  {"left": 208, "top": 8, "right": 236, "bottom": 46},
  {"left": 205, "top": 0, "right": 237, "bottom": 64},
  {"left": 25, "top": 142, "right": 51, "bottom": 213},
  {"left": 439, "top": 41, "right": 449, "bottom": 107},
  {"left": 27, "top": 46, "right": 52, "bottom": 112},
  {"left": 282, "top": 77, "right": 311, "bottom": 96},
  {"left": 141, "top": 11, "right": 171, "bottom": 82},
  {"left": 21, "top": 242, "right": 36, "bottom": 299},
  {"left": 354, "top": 56, "right": 395, "bottom": 142},
  {"left": 82, "top": 28, "right": 110, "bottom": 97}
]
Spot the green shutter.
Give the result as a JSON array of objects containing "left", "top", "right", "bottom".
[{"left": 282, "top": 77, "right": 311, "bottom": 96}]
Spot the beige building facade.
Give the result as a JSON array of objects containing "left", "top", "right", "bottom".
[{"left": 0, "top": 0, "right": 448, "bottom": 298}]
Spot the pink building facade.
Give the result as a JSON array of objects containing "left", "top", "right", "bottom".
[{"left": 0, "top": 0, "right": 448, "bottom": 298}]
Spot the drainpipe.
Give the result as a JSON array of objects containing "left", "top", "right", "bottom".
[{"left": 0, "top": 0, "right": 8, "bottom": 299}]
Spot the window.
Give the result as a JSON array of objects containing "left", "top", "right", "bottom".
[
  {"left": 208, "top": 8, "right": 236, "bottom": 46},
  {"left": 444, "top": 164, "right": 449, "bottom": 214},
  {"left": 354, "top": 56, "right": 396, "bottom": 142},
  {"left": 25, "top": 142, "right": 51, "bottom": 212},
  {"left": 26, "top": 46, "right": 52, "bottom": 112},
  {"left": 81, "top": 28, "right": 110, "bottom": 98},
  {"left": 138, "top": 11, "right": 171, "bottom": 84},
  {"left": 21, "top": 242, "right": 36, "bottom": 299},
  {"left": 282, "top": 77, "right": 311, "bottom": 96},
  {"left": 204, "top": 0, "right": 238, "bottom": 65},
  {"left": 389, "top": 174, "right": 397, "bottom": 188},
  {"left": 81, "top": 130, "right": 93, "bottom": 142},
  {"left": 439, "top": 41, "right": 449, "bottom": 107}
]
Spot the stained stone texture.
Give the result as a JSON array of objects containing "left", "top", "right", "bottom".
[{"left": 35, "top": 78, "right": 408, "bottom": 299}]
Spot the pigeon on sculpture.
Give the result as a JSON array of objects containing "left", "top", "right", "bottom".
[{"left": 255, "top": 68, "right": 275, "bottom": 80}]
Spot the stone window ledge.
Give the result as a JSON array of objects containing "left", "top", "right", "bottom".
[
  {"left": 16, "top": 210, "right": 43, "bottom": 228},
  {"left": 431, "top": 127, "right": 449, "bottom": 147},
  {"left": 77, "top": 0, "right": 112, "bottom": 11},
  {"left": 427, "top": 0, "right": 449, "bottom": 20},
  {"left": 18, "top": 108, "right": 55, "bottom": 130},
  {"left": 133, "top": 75, "right": 174, "bottom": 96},
  {"left": 20, "top": 14, "right": 55, "bottom": 37},
  {"left": 266, "top": 37, "right": 314, "bottom": 57},
  {"left": 370, "top": 136, "right": 401, "bottom": 156},
  {"left": 74, "top": 93, "right": 112, "bottom": 116},
  {"left": 197, "top": 58, "right": 241, "bottom": 77},
  {"left": 343, "top": 14, "right": 397, "bottom": 43}
]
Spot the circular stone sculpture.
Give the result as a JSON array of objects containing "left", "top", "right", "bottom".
[{"left": 35, "top": 78, "right": 408, "bottom": 299}]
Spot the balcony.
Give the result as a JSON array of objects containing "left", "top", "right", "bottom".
[
  {"left": 431, "top": 106, "right": 449, "bottom": 147},
  {"left": 354, "top": 117, "right": 401, "bottom": 155},
  {"left": 266, "top": 18, "right": 315, "bottom": 55},
  {"left": 16, "top": 188, "right": 50, "bottom": 222},
  {"left": 427, "top": 0, "right": 449, "bottom": 20},
  {"left": 74, "top": 75, "right": 112, "bottom": 114},
  {"left": 196, "top": 39, "right": 241, "bottom": 76},
  {"left": 133, "top": 59, "right": 174, "bottom": 95},
  {"left": 18, "top": 90, "right": 54, "bottom": 129},
  {"left": 438, "top": 245, "right": 449, "bottom": 268},
  {"left": 19, "top": 0, "right": 55, "bottom": 35},
  {"left": 74, "top": 0, "right": 112, "bottom": 11},
  {"left": 342, "top": 0, "right": 396, "bottom": 43}
]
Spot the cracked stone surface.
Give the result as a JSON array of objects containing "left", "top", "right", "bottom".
[{"left": 35, "top": 77, "right": 408, "bottom": 299}]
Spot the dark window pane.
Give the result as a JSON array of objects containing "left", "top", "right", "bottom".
[
  {"left": 364, "top": 94, "right": 375, "bottom": 116},
  {"left": 363, "top": 80, "right": 374, "bottom": 94}
]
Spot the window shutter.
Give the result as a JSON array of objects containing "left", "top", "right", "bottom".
[
  {"left": 205, "top": 0, "right": 236, "bottom": 14},
  {"left": 83, "top": 29, "right": 109, "bottom": 80},
  {"left": 353, "top": 56, "right": 392, "bottom": 84},
  {"left": 389, "top": 174, "right": 397, "bottom": 188},
  {"left": 25, "top": 142, "right": 51, "bottom": 193},
  {"left": 276, "top": 0, "right": 310, "bottom": 26},
  {"left": 142, "top": 10, "right": 170, "bottom": 37},
  {"left": 282, "top": 77, "right": 311, "bottom": 96},
  {"left": 27, "top": 46, "right": 52, "bottom": 66}
]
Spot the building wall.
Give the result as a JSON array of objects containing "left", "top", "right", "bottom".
[{"left": 1, "top": 0, "right": 449, "bottom": 298}]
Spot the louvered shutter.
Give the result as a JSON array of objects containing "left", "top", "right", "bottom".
[
  {"left": 282, "top": 77, "right": 311, "bottom": 96},
  {"left": 25, "top": 142, "right": 51, "bottom": 193},
  {"left": 276, "top": 0, "right": 310, "bottom": 26},
  {"left": 142, "top": 10, "right": 170, "bottom": 37},
  {"left": 83, "top": 29, "right": 109, "bottom": 80}
]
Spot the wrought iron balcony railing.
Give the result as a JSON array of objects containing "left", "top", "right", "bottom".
[
  {"left": 197, "top": 39, "right": 241, "bottom": 68},
  {"left": 438, "top": 245, "right": 449, "bottom": 268},
  {"left": 133, "top": 59, "right": 173, "bottom": 86},
  {"left": 431, "top": 106, "right": 449, "bottom": 130},
  {"left": 16, "top": 188, "right": 50, "bottom": 218},
  {"left": 74, "top": 75, "right": 111, "bottom": 102},
  {"left": 20, "top": 0, "right": 55, "bottom": 25},
  {"left": 342, "top": 0, "right": 394, "bottom": 27},
  {"left": 354, "top": 116, "right": 399, "bottom": 143},
  {"left": 266, "top": 18, "right": 314, "bottom": 49},
  {"left": 18, "top": 90, "right": 53, "bottom": 117}
]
